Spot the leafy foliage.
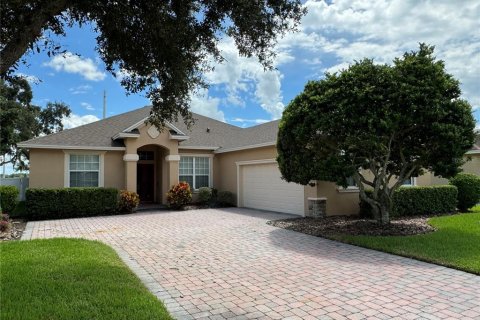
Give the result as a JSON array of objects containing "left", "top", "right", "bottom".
[
  {"left": 0, "top": 185, "right": 19, "bottom": 213},
  {"left": 25, "top": 188, "right": 118, "bottom": 220},
  {"left": 1, "top": 0, "right": 305, "bottom": 128},
  {"left": 117, "top": 190, "right": 140, "bottom": 213},
  {"left": 449, "top": 173, "right": 480, "bottom": 211},
  {"left": 216, "top": 191, "right": 235, "bottom": 207},
  {"left": 0, "top": 77, "right": 70, "bottom": 170},
  {"left": 197, "top": 187, "right": 212, "bottom": 204},
  {"left": 278, "top": 44, "right": 476, "bottom": 223},
  {"left": 166, "top": 182, "right": 192, "bottom": 209},
  {"left": 360, "top": 186, "right": 458, "bottom": 218}
]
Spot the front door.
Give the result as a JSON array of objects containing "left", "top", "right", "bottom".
[{"left": 137, "top": 163, "right": 154, "bottom": 202}]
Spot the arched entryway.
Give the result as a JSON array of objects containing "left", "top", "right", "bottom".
[{"left": 136, "top": 144, "right": 169, "bottom": 203}]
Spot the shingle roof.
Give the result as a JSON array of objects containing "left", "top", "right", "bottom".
[{"left": 18, "top": 106, "right": 280, "bottom": 151}]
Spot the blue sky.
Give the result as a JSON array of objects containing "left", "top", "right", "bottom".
[{"left": 16, "top": 0, "right": 480, "bottom": 131}]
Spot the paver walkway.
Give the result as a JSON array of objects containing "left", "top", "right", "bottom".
[{"left": 23, "top": 208, "right": 480, "bottom": 320}]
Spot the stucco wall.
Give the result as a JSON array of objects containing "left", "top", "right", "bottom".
[
  {"left": 104, "top": 151, "right": 125, "bottom": 189},
  {"left": 416, "top": 154, "right": 480, "bottom": 186},
  {"left": 29, "top": 149, "right": 65, "bottom": 188},
  {"left": 28, "top": 149, "right": 125, "bottom": 190},
  {"left": 215, "top": 146, "right": 358, "bottom": 216}
]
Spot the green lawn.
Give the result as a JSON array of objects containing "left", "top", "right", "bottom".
[
  {"left": 334, "top": 206, "right": 480, "bottom": 274},
  {"left": 0, "top": 238, "right": 172, "bottom": 320}
]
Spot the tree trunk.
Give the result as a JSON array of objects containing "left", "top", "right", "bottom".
[{"left": 379, "top": 205, "right": 391, "bottom": 224}]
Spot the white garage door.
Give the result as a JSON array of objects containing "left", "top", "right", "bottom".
[{"left": 240, "top": 162, "right": 304, "bottom": 216}]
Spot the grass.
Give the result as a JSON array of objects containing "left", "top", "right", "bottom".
[
  {"left": 333, "top": 205, "right": 480, "bottom": 274},
  {"left": 0, "top": 238, "right": 172, "bottom": 320}
]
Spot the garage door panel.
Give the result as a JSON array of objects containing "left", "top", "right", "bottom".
[{"left": 241, "top": 163, "right": 304, "bottom": 216}]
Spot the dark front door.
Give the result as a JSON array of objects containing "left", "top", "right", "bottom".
[{"left": 137, "top": 163, "right": 154, "bottom": 202}]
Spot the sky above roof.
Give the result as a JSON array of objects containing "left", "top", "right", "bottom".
[{"left": 14, "top": 0, "right": 480, "bottom": 131}]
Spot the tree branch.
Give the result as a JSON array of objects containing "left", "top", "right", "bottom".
[{"left": 0, "top": 0, "right": 70, "bottom": 75}]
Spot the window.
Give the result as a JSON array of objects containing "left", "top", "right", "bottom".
[
  {"left": 337, "top": 176, "right": 359, "bottom": 192},
  {"left": 402, "top": 177, "right": 416, "bottom": 186},
  {"left": 346, "top": 176, "right": 357, "bottom": 188},
  {"left": 69, "top": 154, "right": 100, "bottom": 187},
  {"left": 179, "top": 156, "right": 210, "bottom": 189},
  {"left": 138, "top": 151, "right": 154, "bottom": 160}
]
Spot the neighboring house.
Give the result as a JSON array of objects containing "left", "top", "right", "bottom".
[{"left": 18, "top": 106, "right": 480, "bottom": 217}]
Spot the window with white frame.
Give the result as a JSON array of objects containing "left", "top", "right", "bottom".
[
  {"left": 346, "top": 176, "right": 358, "bottom": 188},
  {"left": 69, "top": 154, "right": 100, "bottom": 187},
  {"left": 402, "top": 177, "right": 416, "bottom": 186},
  {"left": 179, "top": 156, "right": 210, "bottom": 189}
]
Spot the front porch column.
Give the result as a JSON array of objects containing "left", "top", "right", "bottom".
[
  {"left": 124, "top": 154, "right": 139, "bottom": 192},
  {"left": 164, "top": 155, "right": 180, "bottom": 202}
]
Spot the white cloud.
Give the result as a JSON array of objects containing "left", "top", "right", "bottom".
[
  {"left": 15, "top": 73, "right": 40, "bottom": 84},
  {"left": 205, "top": 38, "right": 286, "bottom": 119},
  {"left": 80, "top": 102, "right": 95, "bottom": 111},
  {"left": 62, "top": 114, "right": 99, "bottom": 129},
  {"left": 190, "top": 90, "right": 225, "bottom": 122},
  {"left": 276, "top": 0, "right": 480, "bottom": 109},
  {"left": 44, "top": 52, "right": 106, "bottom": 81},
  {"left": 69, "top": 84, "right": 92, "bottom": 95},
  {"left": 231, "top": 118, "right": 270, "bottom": 125}
]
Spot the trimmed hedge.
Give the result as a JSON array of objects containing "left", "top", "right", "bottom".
[
  {"left": 216, "top": 191, "right": 235, "bottom": 207},
  {"left": 359, "top": 185, "right": 458, "bottom": 218},
  {"left": 25, "top": 188, "right": 118, "bottom": 220},
  {"left": 0, "top": 185, "right": 19, "bottom": 213},
  {"left": 449, "top": 173, "right": 480, "bottom": 211},
  {"left": 392, "top": 185, "right": 457, "bottom": 217}
]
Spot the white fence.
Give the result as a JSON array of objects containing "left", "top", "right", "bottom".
[{"left": 0, "top": 177, "right": 29, "bottom": 201}]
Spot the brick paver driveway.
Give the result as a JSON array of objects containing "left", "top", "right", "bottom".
[{"left": 23, "top": 208, "right": 480, "bottom": 320}]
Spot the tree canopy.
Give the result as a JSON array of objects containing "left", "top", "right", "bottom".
[
  {"left": 0, "top": 77, "right": 71, "bottom": 170},
  {"left": 277, "top": 44, "right": 476, "bottom": 223},
  {"left": 0, "top": 0, "right": 305, "bottom": 128}
]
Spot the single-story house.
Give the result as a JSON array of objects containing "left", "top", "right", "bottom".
[{"left": 18, "top": 106, "right": 480, "bottom": 216}]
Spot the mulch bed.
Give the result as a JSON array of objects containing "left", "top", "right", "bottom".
[
  {"left": 0, "top": 219, "right": 27, "bottom": 241},
  {"left": 268, "top": 215, "right": 436, "bottom": 237}
]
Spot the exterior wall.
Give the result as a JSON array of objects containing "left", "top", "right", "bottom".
[
  {"left": 416, "top": 154, "right": 480, "bottom": 186},
  {"left": 28, "top": 148, "right": 125, "bottom": 189},
  {"left": 215, "top": 145, "right": 359, "bottom": 216},
  {"left": 215, "top": 146, "right": 277, "bottom": 195},
  {"left": 104, "top": 151, "right": 125, "bottom": 189},
  {"left": 29, "top": 149, "right": 65, "bottom": 188}
]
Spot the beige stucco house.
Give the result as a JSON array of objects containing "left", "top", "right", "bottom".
[{"left": 18, "top": 106, "right": 480, "bottom": 217}]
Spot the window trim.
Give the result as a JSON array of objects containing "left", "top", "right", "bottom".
[
  {"left": 178, "top": 154, "right": 213, "bottom": 190},
  {"left": 401, "top": 177, "right": 417, "bottom": 187},
  {"left": 63, "top": 151, "right": 105, "bottom": 187},
  {"left": 337, "top": 176, "right": 360, "bottom": 193}
]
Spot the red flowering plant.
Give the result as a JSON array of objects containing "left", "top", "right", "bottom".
[
  {"left": 166, "top": 182, "right": 192, "bottom": 209},
  {"left": 0, "top": 212, "right": 10, "bottom": 232},
  {"left": 117, "top": 190, "right": 140, "bottom": 213}
]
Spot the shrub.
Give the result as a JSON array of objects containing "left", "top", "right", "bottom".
[
  {"left": 197, "top": 187, "right": 212, "bottom": 204},
  {"left": 449, "top": 173, "right": 480, "bottom": 211},
  {"left": 216, "top": 191, "right": 235, "bottom": 207},
  {"left": 392, "top": 185, "right": 457, "bottom": 217},
  {"left": 359, "top": 185, "right": 458, "bottom": 218},
  {"left": 0, "top": 185, "right": 19, "bottom": 213},
  {"left": 117, "top": 190, "right": 140, "bottom": 213},
  {"left": 25, "top": 188, "right": 118, "bottom": 220},
  {"left": 166, "top": 182, "right": 192, "bottom": 209},
  {"left": 0, "top": 220, "right": 9, "bottom": 232}
]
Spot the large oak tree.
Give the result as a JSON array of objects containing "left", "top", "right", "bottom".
[
  {"left": 0, "top": 77, "right": 71, "bottom": 170},
  {"left": 1, "top": 0, "right": 305, "bottom": 127},
  {"left": 277, "top": 44, "right": 476, "bottom": 224}
]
